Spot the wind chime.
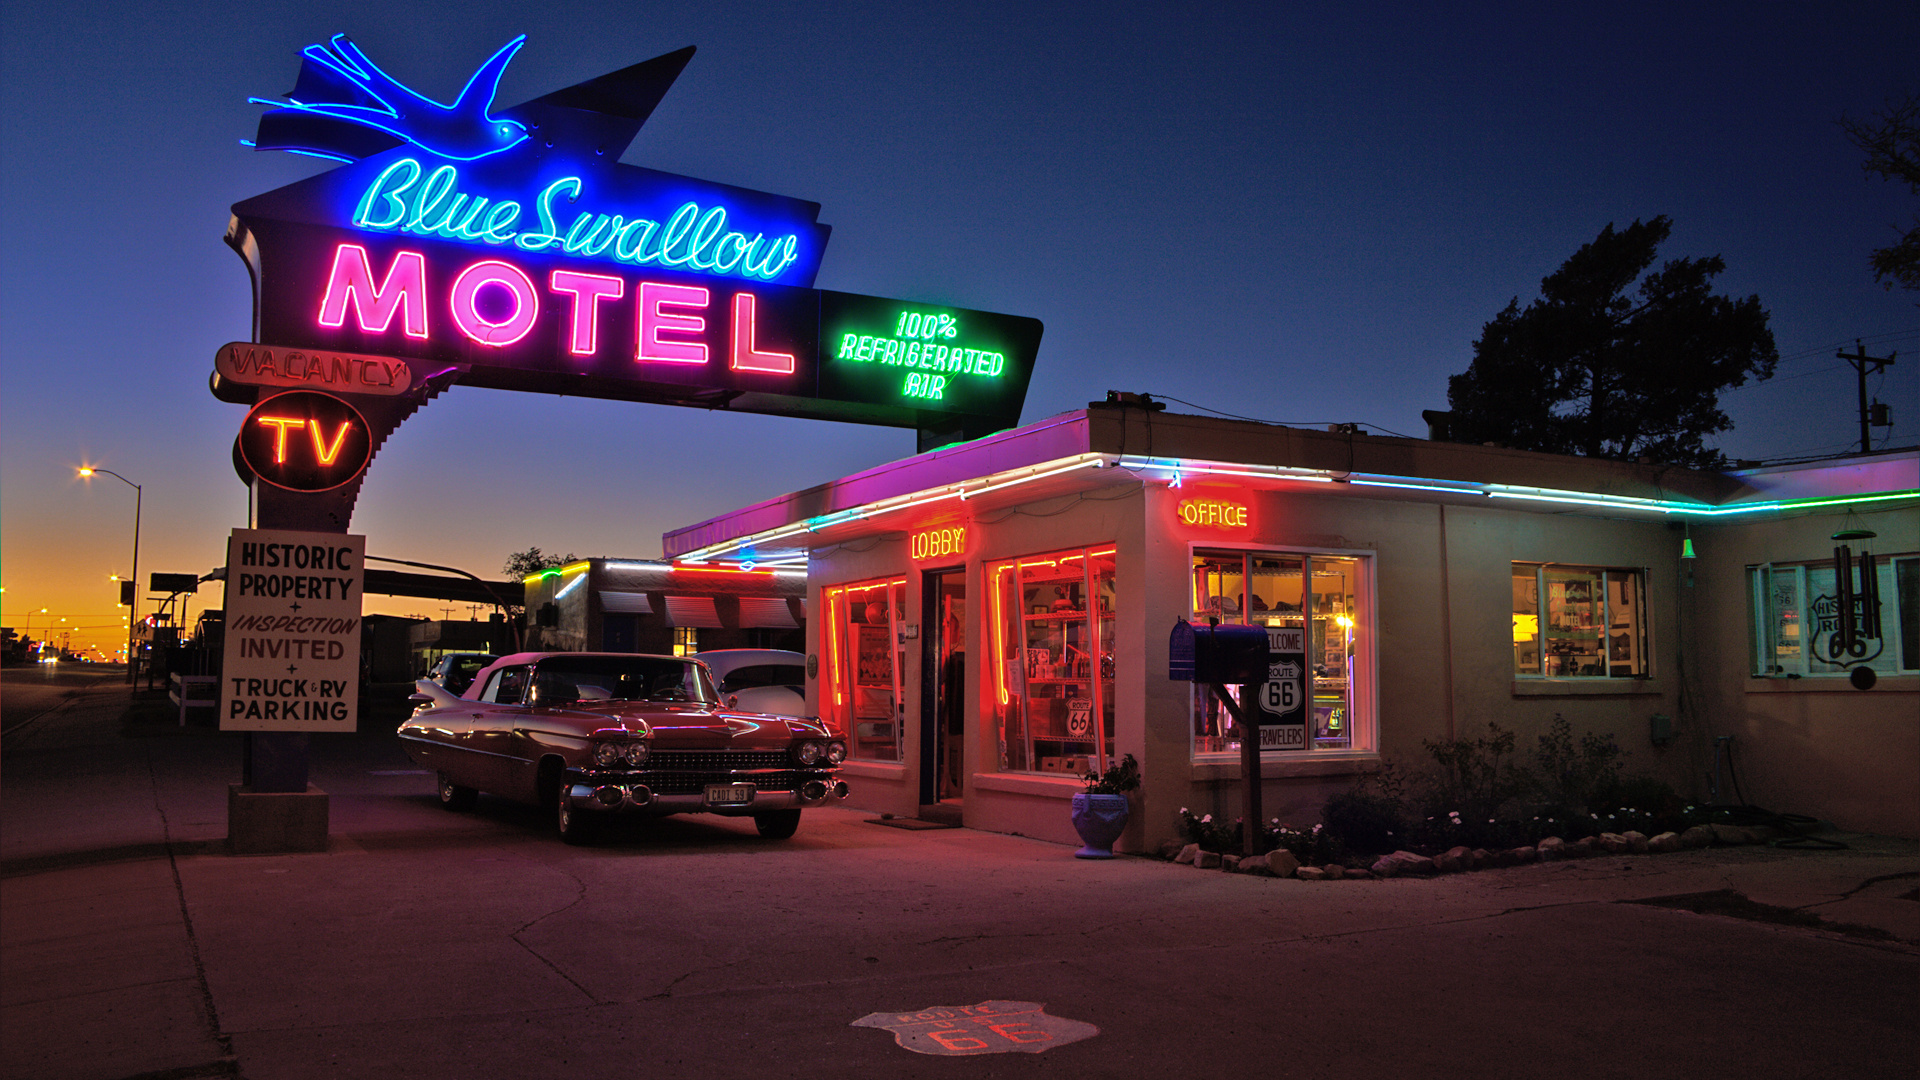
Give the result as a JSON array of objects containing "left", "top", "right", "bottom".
[{"left": 1831, "top": 527, "right": 1882, "bottom": 689}]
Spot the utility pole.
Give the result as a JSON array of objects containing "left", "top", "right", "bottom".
[{"left": 1836, "top": 340, "right": 1896, "bottom": 454}]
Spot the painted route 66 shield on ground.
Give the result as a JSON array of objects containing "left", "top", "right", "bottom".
[{"left": 851, "top": 1000, "right": 1098, "bottom": 1056}]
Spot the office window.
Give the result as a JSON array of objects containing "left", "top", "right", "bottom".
[
  {"left": 823, "top": 577, "right": 907, "bottom": 760},
  {"left": 1512, "top": 564, "right": 1647, "bottom": 678},
  {"left": 1751, "top": 556, "right": 1918, "bottom": 676},
  {"left": 1190, "top": 549, "right": 1373, "bottom": 758}
]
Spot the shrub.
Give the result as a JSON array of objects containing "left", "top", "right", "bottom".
[
  {"left": 1321, "top": 791, "right": 1404, "bottom": 856},
  {"left": 1532, "top": 714, "right": 1626, "bottom": 811},
  {"left": 1421, "top": 721, "right": 1531, "bottom": 823},
  {"left": 1263, "top": 821, "right": 1338, "bottom": 864},
  {"left": 1177, "top": 808, "right": 1243, "bottom": 853},
  {"left": 1319, "top": 762, "right": 1415, "bottom": 857}
]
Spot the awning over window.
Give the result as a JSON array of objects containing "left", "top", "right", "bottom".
[
  {"left": 739, "top": 596, "right": 798, "bottom": 628},
  {"left": 599, "top": 591, "right": 652, "bottom": 614},
  {"left": 663, "top": 595, "right": 723, "bottom": 628}
]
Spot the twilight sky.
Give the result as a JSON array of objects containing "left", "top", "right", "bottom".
[{"left": 3, "top": 1, "right": 1916, "bottom": 654}]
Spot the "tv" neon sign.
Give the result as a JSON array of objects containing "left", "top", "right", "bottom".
[{"left": 238, "top": 391, "right": 373, "bottom": 492}]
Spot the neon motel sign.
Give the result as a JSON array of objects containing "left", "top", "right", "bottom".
[{"left": 220, "top": 35, "right": 1042, "bottom": 446}]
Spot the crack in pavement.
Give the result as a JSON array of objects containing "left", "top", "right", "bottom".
[{"left": 507, "top": 857, "right": 600, "bottom": 1004}]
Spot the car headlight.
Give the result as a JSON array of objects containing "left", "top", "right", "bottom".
[
  {"left": 593, "top": 742, "right": 623, "bottom": 768},
  {"left": 795, "top": 741, "right": 824, "bottom": 765},
  {"left": 826, "top": 740, "right": 847, "bottom": 765},
  {"left": 621, "top": 742, "right": 649, "bottom": 767}
]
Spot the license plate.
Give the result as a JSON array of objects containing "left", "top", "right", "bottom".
[{"left": 706, "top": 783, "right": 754, "bottom": 805}]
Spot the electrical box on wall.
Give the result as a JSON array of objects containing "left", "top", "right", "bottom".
[{"left": 1650, "top": 713, "right": 1674, "bottom": 747}]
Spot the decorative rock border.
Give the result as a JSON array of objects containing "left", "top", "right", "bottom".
[{"left": 1160, "top": 823, "right": 1783, "bottom": 880}]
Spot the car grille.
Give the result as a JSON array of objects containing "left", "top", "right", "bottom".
[
  {"left": 648, "top": 750, "right": 792, "bottom": 771},
  {"left": 645, "top": 771, "right": 807, "bottom": 795}
]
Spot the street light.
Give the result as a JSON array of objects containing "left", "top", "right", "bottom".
[{"left": 79, "top": 467, "right": 141, "bottom": 684}]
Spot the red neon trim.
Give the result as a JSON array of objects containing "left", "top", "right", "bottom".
[
  {"left": 550, "top": 269, "right": 624, "bottom": 356},
  {"left": 729, "top": 292, "right": 795, "bottom": 374},
  {"left": 672, "top": 565, "right": 775, "bottom": 576},
  {"left": 638, "top": 282, "right": 709, "bottom": 364},
  {"left": 826, "top": 589, "right": 844, "bottom": 708},
  {"left": 450, "top": 260, "right": 539, "bottom": 347},
  {"left": 991, "top": 563, "right": 1009, "bottom": 705},
  {"left": 317, "top": 244, "right": 429, "bottom": 338}
]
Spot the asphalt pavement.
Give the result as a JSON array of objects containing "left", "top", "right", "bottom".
[{"left": 3, "top": 676, "right": 1916, "bottom": 1080}]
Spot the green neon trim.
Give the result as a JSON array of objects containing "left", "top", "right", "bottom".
[{"left": 1681, "top": 490, "right": 1917, "bottom": 516}]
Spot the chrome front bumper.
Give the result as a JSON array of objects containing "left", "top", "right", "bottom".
[{"left": 563, "top": 777, "right": 849, "bottom": 817}]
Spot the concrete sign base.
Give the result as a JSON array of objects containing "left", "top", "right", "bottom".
[{"left": 228, "top": 784, "right": 329, "bottom": 854}]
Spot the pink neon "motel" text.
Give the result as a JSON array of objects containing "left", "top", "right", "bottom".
[{"left": 314, "top": 243, "right": 795, "bottom": 374}]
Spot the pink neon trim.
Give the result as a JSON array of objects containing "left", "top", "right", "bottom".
[
  {"left": 637, "top": 282, "right": 709, "bottom": 364},
  {"left": 550, "top": 270, "right": 625, "bottom": 356},
  {"left": 450, "top": 260, "right": 539, "bottom": 347},
  {"left": 729, "top": 292, "right": 795, "bottom": 375},
  {"left": 317, "top": 244, "right": 429, "bottom": 338}
]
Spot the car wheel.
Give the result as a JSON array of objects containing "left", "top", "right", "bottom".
[
  {"left": 437, "top": 772, "right": 478, "bottom": 812},
  {"left": 556, "top": 781, "right": 598, "bottom": 845},
  {"left": 754, "top": 809, "right": 801, "bottom": 839}
]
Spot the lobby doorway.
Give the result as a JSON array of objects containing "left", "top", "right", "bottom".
[{"left": 920, "top": 568, "right": 967, "bottom": 823}]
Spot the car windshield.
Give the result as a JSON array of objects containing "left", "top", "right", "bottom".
[
  {"left": 444, "top": 656, "right": 494, "bottom": 694},
  {"left": 527, "top": 656, "right": 718, "bottom": 706}
]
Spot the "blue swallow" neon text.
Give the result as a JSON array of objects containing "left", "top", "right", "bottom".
[{"left": 351, "top": 158, "right": 802, "bottom": 282}]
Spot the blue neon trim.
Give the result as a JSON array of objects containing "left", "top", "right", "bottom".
[{"left": 250, "top": 34, "right": 530, "bottom": 162}]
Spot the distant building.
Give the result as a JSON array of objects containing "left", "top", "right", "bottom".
[{"left": 521, "top": 558, "right": 805, "bottom": 656}]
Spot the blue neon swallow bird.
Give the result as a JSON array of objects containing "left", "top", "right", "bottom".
[{"left": 248, "top": 34, "right": 529, "bottom": 162}]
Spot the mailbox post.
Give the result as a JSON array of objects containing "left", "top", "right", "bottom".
[{"left": 1170, "top": 619, "right": 1272, "bottom": 856}]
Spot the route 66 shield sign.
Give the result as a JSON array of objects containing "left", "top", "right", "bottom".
[{"left": 851, "top": 1000, "right": 1098, "bottom": 1056}]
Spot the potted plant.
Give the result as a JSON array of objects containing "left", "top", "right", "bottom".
[{"left": 1071, "top": 754, "right": 1139, "bottom": 859}]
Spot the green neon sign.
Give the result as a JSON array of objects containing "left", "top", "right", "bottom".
[{"left": 818, "top": 293, "right": 1041, "bottom": 420}]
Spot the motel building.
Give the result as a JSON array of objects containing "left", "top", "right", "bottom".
[{"left": 661, "top": 402, "right": 1919, "bottom": 853}]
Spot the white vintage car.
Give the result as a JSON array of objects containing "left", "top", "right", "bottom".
[{"left": 399, "top": 652, "right": 846, "bottom": 844}]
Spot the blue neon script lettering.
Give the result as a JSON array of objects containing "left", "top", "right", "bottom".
[{"left": 350, "top": 158, "right": 801, "bottom": 282}]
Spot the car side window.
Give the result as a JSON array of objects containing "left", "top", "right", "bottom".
[
  {"left": 480, "top": 666, "right": 532, "bottom": 704},
  {"left": 720, "top": 664, "right": 806, "bottom": 692}
]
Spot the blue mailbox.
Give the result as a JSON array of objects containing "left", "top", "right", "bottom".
[{"left": 1169, "top": 621, "right": 1270, "bottom": 684}]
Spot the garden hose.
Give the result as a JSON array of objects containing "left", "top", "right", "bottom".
[{"left": 1700, "top": 737, "right": 1848, "bottom": 850}]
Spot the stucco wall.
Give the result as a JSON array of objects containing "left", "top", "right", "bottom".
[
  {"left": 1691, "top": 503, "right": 1918, "bottom": 837},
  {"left": 788, "top": 434, "right": 1914, "bottom": 848}
]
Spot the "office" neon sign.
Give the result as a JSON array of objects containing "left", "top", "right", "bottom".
[{"left": 1177, "top": 498, "right": 1251, "bottom": 528}]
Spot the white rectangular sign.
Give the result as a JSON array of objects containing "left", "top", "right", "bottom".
[{"left": 219, "top": 528, "right": 364, "bottom": 731}]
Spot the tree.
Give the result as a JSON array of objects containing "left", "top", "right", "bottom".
[
  {"left": 1841, "top": 91, "right": 1920, "bottom": 293},
  {"left": 1445, "top": 216, "right": 1777, "bottom": 469},
  {"left": 502, "top": 547, "right": 577, "bottom": 579}
]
